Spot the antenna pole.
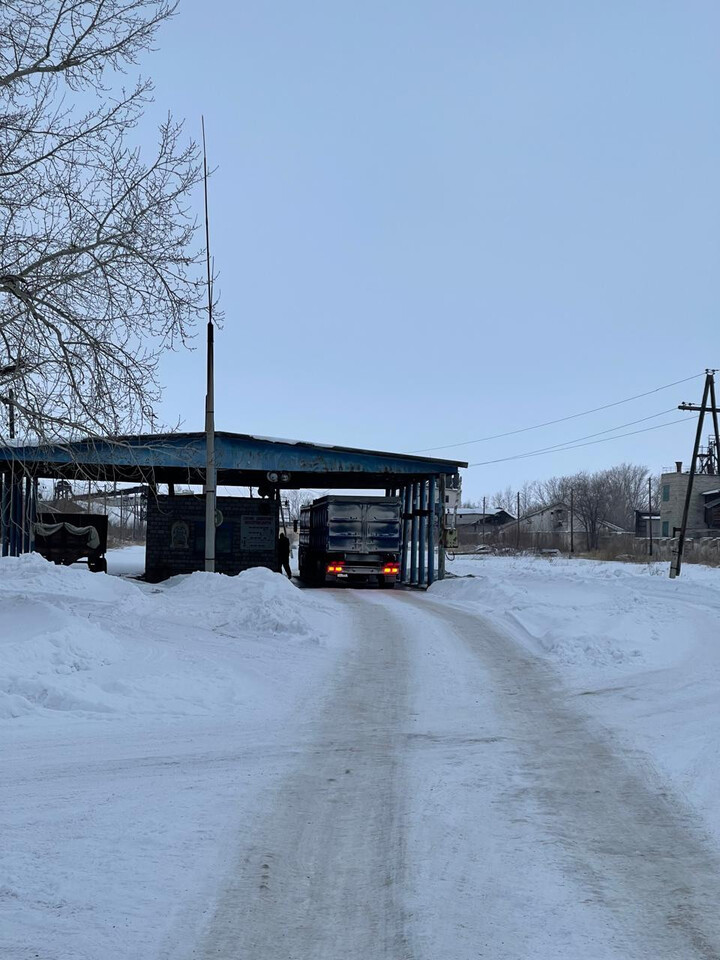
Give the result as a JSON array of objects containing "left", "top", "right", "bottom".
[{"left": 202, "top": 117, "right": 216, "bottom": 573}]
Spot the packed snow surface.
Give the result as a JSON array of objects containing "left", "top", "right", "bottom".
[
  {"left": 1, "top": 552, "right": 348, "bottom": 959},
  {"left": 4, "top": 550, "right": 720, "bottom": 958},
  {"left": 434, "top": 554, "right": 720, "bottom": 839}
]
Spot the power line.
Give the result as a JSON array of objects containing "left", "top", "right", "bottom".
[
  {"left": 467, "top": 416, "right": 688, "bottom": 468},
  {"left": 466, "top": 407, "right": 676, "bottom": 465},
  {"left": 411, "top": 372, "right": 703, "bottom": 453}
]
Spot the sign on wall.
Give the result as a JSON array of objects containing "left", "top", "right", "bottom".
[{"left": 240, "top": 515, "right": 275, "bottom": 551}]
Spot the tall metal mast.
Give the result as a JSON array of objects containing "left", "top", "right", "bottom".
[{"left": 202, "top": 117, "right": 216, "bottom": 573}]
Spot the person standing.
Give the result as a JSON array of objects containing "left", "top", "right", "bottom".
[{"left": 278, "top": 531, "right": 292, "bottom": 580}]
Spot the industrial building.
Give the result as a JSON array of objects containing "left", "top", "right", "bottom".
[{"left": 659, "top": 461, "right": 720, "bottom": 538}]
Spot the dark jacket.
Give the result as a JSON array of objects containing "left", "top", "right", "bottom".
[{"left": 278, "top": 533, "right": 291, "bottom": 561}]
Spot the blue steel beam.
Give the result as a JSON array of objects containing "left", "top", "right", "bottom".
[
  {"left": 428, "top": 477, "right": 436, "bottom": 585},
  {"left": 400, "top": 484, "right": 411, "bottom": 583},
  {"left": 0, "top": 475, "right": 7, "bottom": 557},
  {"left": 418, "top": 480, "right": 427, "bottom": 586},
  {"left": 410, "top": 482, "right": 419, "bottom": 585},
  {"left": 0, "top": 432, "right": 466, "bottom": 482},
  {"left": 10, "top": 471, "right": 22, "bottom": 557}
]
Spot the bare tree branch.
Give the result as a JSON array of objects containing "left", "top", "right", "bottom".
[{"left": 0, "top": 1, "right": 206, "bottom": 442}]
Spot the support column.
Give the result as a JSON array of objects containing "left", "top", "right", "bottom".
[
  {"left": 23, "top": 475, "right": 32, "bottom": 553},
  {"left": 31, "top": 478, "right": 38, "bottom": 553},
  {"left": 410, "top": 481, "right": 419, "bottom": 585},
  {"left": 428, "top": 476, "right": 436, "bottom": 585},
  {"left": 0, "top": 473, "right": 7, "bottom": 557},
  {"left": 10, "top": 467, "right": 23, "bottom": 557},
  {"left": 418, "top": 479, "right": 427, "bottom": 586},
  {"left": 400, "top": 484, "right": 411, "bottom": 583},
  {"left": 438, "top": 475, "right": 447, "bottom": 579}
]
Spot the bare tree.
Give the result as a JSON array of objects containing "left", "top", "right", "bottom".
[
  {"left": 0, "top": 1, "right": 204, "bottom": 442},
  {"left": 492, "top": 480, "right": 539, "bottom": 516},
  {"left": 281, "top": 489, "right": 313, "bottom": 524},
  {"left": 536, "top": 474, "right": 574, "bottom": 508},
  {"left": 603, "top": 463, "right": 648, "bottom": 530},
  {"left": 569, "top": 471, "right": 614, "bottom": 550}
]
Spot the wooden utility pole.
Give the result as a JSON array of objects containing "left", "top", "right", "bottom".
[
  {"left": 482, "top": 495, "right": 486, "bottom": 545},
  {"left": 516, "top": 491, "right": 521, "bottom": 550},
  {"left": 670, "top": 369, "right": 716, "bottom": 578},
  {"left": 202, "top": 117, "right": 216, "bottom": 574},
  {"left": 710, "top": 376, "right": 720, "bottom": 474},
  {"left": 570, "top": 487, "right": 574, "bottom": 554},
  {"left": 647, "top": 476, "right": 653, "bottom": 557}
]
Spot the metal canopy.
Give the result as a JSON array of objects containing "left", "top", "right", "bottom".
[{"left": 0, "top": 431, "right": 466, "bottom": 488}]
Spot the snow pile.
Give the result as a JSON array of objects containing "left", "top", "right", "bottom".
[
  {"left": 431, "top": 554, "right": 720, "bottom": 841},
  {"left": 160, "top": 566, "right": 327, "bottom": 641},
  {"left": 433, "top": 555, "right": 720, "bottom": 672},
  {"left": 0, "top": 554, "right": 333, "bottom": 722},
  {"left": 1, "top": 551, "right": 351, "bottom": 960}
]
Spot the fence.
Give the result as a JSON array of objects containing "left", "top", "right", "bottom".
[{"left": 455, "top": 527, "right": 720, "bottom": 565}]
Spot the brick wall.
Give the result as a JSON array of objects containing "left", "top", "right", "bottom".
[{"left": 145, "top": 495, "right": 279, "bottom": 582}]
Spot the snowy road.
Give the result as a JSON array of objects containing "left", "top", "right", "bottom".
[
  {"left": 6, "top": 556, "right": 720, "bottom": 958},
  {"left": 185, "top": 588, "right": 720, "bottom": 960}
]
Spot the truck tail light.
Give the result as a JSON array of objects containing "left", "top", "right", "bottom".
[
  {"left": 383, "top": 565, "right": 399, "bottom": 575},
  {"left": 327, "top": 563, "right": 344, "bottom": 573}
]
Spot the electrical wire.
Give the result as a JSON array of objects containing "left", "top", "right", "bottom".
[
  {"left": 464, "top": 407, "right": 677, "bottom": 465},
  {"left": 411, "top": 372, "right": 703, "bottom": 453},
  {"left": 467, "top": 416, "right": 689, "bottom": 467}
]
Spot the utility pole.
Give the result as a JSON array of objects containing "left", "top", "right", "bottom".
[
  {"left": 647, "top": 476, "right": 653, "bottom": 557},
  {"left": 570, "top": 487, "right": 574, "bottom": 554},
  {"left": 670, "top": 369, "right": 717, "bottom": 578},
  {"left": 516, "top": 491, "right": 521, "bottom": 551},
  {"left": 482, "top": 495, "right": 486, "bottom": 545},
  {"left": 202, "top": 117, "right": 216, "bottom": 574},
  {"left": 8, "top": 388, "right": 15, "bottom": 439}
]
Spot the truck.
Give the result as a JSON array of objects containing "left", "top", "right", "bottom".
[
  {"left": 298, "top": 495, "right": 402, "bottom": 587},
  {"left": 34, "top": 511, "right": 109, "bottom": 572}
]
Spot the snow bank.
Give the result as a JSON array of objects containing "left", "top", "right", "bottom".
[
  {"left": 161, "top": 566, "right": 325, "bottom": 640},
  {"left": 0, "top": 554, "right": 333, "bottom": 722},
  {"left": 433, "top": 555, "right": 720, "bottom": 672},
  {"left": 430, "top": 554, "right": 720, "bottom": 842},
  {"left": 1, "top": 553, "right": 350, "bottom": 960}
]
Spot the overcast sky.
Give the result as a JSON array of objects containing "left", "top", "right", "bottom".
[{"left": 138, "top": 1, "right": 718, "bottom": 501}]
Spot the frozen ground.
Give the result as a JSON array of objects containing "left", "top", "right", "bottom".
[
  {"left": 3, "top": 550, "right": 720, "bottom": 958},
  {"left": 437, "top": 554, "right": 720, "bottom": 842},
  {"left": 1, "top": 552, "right": 349, "bottom": 960},
  {"left": 105, "top": 543, "right": 145, "bottom": 577}
]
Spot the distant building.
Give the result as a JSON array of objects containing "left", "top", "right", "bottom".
[
  {"left": 497, "top": 500, "right": 624, "bottom": 550},
  {"left": 444, "top": 474, "right": 462, "bottom": 516},
  {"left": 659, "top": 463, "right": 720, "bottom": 537},
  {"left": 455, "top": 508, "right": 514, "bottom": 548},
  {"left": 634, "top": 511, "right": 661, "bottom": 539}
]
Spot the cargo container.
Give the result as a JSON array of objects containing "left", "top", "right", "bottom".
[{"left": 298, "top": 495, "right": 401, "bottom": 587}]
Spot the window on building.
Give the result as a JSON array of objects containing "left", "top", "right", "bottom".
[
  {"left": 662, "top": 484, "right": 670, "bottom": 502},
  {"left": 662, "top": 521, "right": 669, "bottom": 537}
]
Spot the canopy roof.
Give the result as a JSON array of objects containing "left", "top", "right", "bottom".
[{"left": 0, "top": 431, "right": 466, "bottom": 489}]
